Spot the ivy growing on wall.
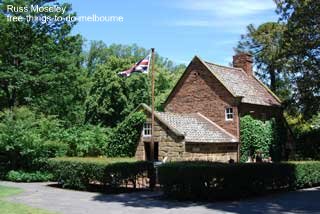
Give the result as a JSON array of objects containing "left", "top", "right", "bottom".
[
  {"left": 240, "top": 115, "right": 285, "bottom": 162},
  {"left": 105, "top": 111, "right": 146, "bottom": 157}
]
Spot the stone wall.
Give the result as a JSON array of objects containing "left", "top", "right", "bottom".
[
  {"left": 135, "top": 116, "right": 184, "bottom": 161},
  {"left": 164, "top": 57, "right": 239, "bottom": 137},
  {"left": 183, "top": 143, "right": 238, "bottom": 162},
  {"left": 135, "top": 113, "right": 238, "bottom": 162}
]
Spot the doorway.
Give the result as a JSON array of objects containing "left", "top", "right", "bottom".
[{"left": 144, "top": 142, "right": 159, "bottom": 161}]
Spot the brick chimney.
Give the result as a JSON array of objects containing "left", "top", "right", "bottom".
[{"left": 233, "top": 53, "right": 253, "bottom": 76}]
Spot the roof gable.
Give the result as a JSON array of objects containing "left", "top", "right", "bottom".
[
  {"left": 164, "top": 56, "right": 235, "bottom": 107},
  {"left": 164, "top": 56, "right": 281, "bottom": 107},
  {"left": 204, "top": 61, "right": 281, "bottom": 106}
]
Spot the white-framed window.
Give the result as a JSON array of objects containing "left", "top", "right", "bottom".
[
  {"left": 225, "top": 107, "right": 233, "bottom": 121},
  {"left": 143, "top": 122, "right": 152, "bottom": 136}
]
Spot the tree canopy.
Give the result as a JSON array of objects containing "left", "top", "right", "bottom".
[
  {"left": 236, "top": 0, "right": 320, "bottom": 120},
  {"left": 275, "top": 0, "right": 320, "bottom": 118},
  {"left": 0, "top": 0, "right": 87, "bottom": 124}
]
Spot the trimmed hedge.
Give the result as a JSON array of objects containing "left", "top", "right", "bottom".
[
  {"left": 158, "top": 161, "right": 320, "bottom": 200},
  {"left": 48, "top": 157, "right": 153, "bottom": 190},
  {"left": 5, "top": 170, "right": 54, "bottom": 182}
]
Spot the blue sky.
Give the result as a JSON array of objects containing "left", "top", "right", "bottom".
[{"left": 65, "top": 0, "right": 279, "bottom": 66}]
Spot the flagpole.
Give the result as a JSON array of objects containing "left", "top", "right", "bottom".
[{"left": 150, "top": 48, "right": 155, "bottom": 162}]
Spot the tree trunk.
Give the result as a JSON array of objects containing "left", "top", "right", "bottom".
[{"left": 269, "top": 67, "right": 276, "bottom": 92}]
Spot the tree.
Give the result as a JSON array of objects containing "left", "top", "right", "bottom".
[
  {"left": 0, "top": 0, "right": 87, "bottom": 123},
  {"left": 124, "top": 73, "right": 150, "bottom": 114},
  {"left": 0, "top": 107, "right": 67, "bottom": 170},
  {"left": 85, "top": 57, "right": 129, "bottom": 127},
  {"left": 85, "top": 42, "right": 149, "bottom": 75},
  {"left": 84, "top": 42, "right": 186, "bottom": 126},
  {"left": 275, "top": 0, "right": 320, "bottom": 118},
  {"left": 235, "top": 22, "right": 287, "bottom": 93},
  {"left": 86, "top": 41, "right": 109, "bottom": 75}
]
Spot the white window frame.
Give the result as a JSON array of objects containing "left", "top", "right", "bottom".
[
  {"left": 143, "top": 122, "right": 152, "bottom": 137},
  {"left": 225, "top": 107, "right": 234, "bottom": 121}
]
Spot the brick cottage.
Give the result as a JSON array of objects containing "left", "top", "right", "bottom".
[{"left": 135, "top": 53, "right": 285, "bottom": 162}]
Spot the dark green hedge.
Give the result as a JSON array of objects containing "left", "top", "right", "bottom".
[
  {"left": 48, "top": 157, "right": 153, "bottom": 190},
  {"left": 158, "top": 161, "right": 320, "bottom": 200}
]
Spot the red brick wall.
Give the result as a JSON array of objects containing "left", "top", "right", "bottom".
[
  {"left": 233, "top": 53, "right": 253, "bottom": 76},
  {"left": 164, "top": 57, "right": 239, "bottom": 137}
]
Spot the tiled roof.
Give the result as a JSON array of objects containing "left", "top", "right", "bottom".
[
  {"left": 204, "top": 61, "right": 281, "bottom": 106},
  {"left": 156, "top": 111, "right": 238, "bottom": 143}
]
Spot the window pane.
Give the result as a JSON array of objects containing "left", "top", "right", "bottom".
[
  {"left": 143, "top": 123, "right": 152, "bottom": 136},
  {"left": 225, "top": 107, "right": 233, "bottom": 120}
]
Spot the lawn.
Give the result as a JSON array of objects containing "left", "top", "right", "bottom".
[{"left": 0, "top": 185, "right": 56, "bottom": 214}]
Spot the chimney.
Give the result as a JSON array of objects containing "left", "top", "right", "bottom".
[{"left": 233, "top": 53, "right": 253, "bottom": 76}]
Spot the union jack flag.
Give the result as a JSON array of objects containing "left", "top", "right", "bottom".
[{"left": 118, "top": 54, "right": 151, "bottom": 77}]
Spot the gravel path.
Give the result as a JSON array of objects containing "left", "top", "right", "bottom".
[{"left": 1, "top": 181, "right": 320, "bottom": 214}]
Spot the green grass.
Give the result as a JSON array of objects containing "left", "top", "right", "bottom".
[{"left": 0, "top": 185, "right": 56, "bottom": 214}]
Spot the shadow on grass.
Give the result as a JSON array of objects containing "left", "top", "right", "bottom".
[{"left": 92, "top": 187, "right": 320, "bottom": 213}]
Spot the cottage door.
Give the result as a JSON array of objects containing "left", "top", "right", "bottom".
[{"left": 144, "top": 142, "right": 159, "bottom": 161}]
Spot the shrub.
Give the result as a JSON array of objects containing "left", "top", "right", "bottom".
[
  {"left": 48, "top": 157, "right": 153, "bottom": 190},
  {"left": 294, "top": 129, "right": 320, "bottom": 160},
  {"left": 105, "top": 112, "right": 145, "bottom": 157},
  {"left": 292, "top": 161, "right": 320, "bottom": 188},
  {"left": 0, "top": 107, "right": 110, "bottom": 173},
  {"left": 240, "top": 115, "right": 285, "bottom": 162},
  {"left": 5, "top": 170, "right": 54, "bottom": 182},
  {"left": 0, "top": 107, "right": 68, "bottom": 171},
  {"left": 158, "top": 161, "right": 320, "bottom": 201},
  {"left": 61, "top": 125, "right": 110, "bottom": 157},
  {"left": 285, "top": 113, "right": 320, "bottom": 160}
]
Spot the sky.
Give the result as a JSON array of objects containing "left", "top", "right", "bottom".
[{"left": 64, "top": 0, "right": 279, "bottom": 66}]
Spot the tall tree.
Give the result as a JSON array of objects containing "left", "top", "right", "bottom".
[
  {"left": 0, "top": 0, "right": 86, "bottom": 123},
  {"left": 235, "top": 22, "right": 287, "bottom": 92},
  {"left": 85, "top": 56, "right": 129, "bottom": 127},
  {"left": 84, "top": 42, "right": 186, "bottom": 126},
  {"left": 85, "top": 42, "right": 149, "bottom": 75},
  {"left": 275, "top": 0, "right": 320, "bottom": 118}
]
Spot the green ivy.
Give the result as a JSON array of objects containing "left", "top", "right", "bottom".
[
  {"left": 240, "top": 115, "right": 285, "bottom": 162},
  {"left": 105, "top": 111, "right": 146, "bottom": 157}
]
